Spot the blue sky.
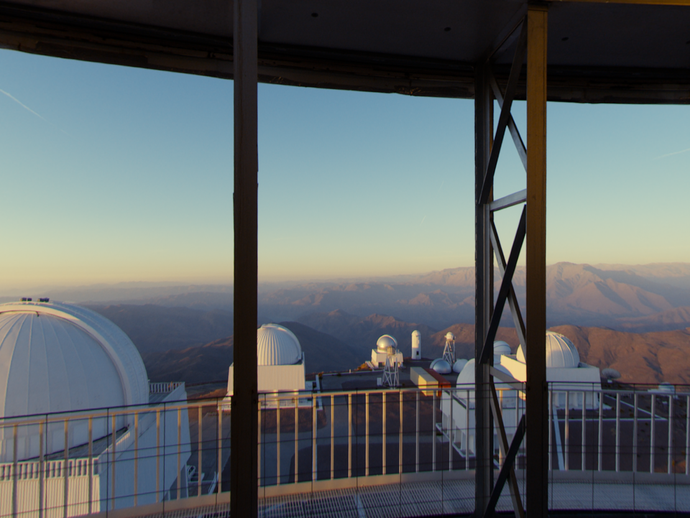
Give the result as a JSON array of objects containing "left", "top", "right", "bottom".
[{"left": 1, "top": 49, "right": 689, "bottom": 291}]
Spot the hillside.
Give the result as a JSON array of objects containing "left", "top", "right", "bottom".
[
  {"left": 144, "top": 321, "right": 362, "bottom": 383},
  {"left": 551, "top": 324, "right": 690, "bottom": 386}
]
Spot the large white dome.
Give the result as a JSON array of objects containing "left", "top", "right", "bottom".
[
  {"left": 257, "top": 324, "right": 302, "bottom": 366},
  {"left": 376, "top": 335, "right": 397, "bottom": 353},
  {"left": 0, "top": 300, "right": 149, "bottom": 460},
  {"left": 516, "top": 331, "right": 580, "bottom": 368}
]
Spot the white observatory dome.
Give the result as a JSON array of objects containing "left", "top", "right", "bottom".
[
  {"left": 257, "top": 323, "right": 302, "bottom": 366},
  {"left": 456, "top": 359, "right": 475, "bottom": 386},
  {"left": 516, "top": 331, "right": 580, "bottom": 368},
  {"left": 376, "top": 334, "right": 398, "bottom": 353},
  {"left": 0, "top": 300, "right": 149, "bottom": 461},
  {"left": 494, "top": 341, "right": 511, "bottom": 357},
  {"left": 429, "top": 358, "right": 451, "bottom": 374},
  {"left": 445, "top": 332, "right": 455, "bottom": 341},
  {"left": 453, "top": 358, "right": 468, "bottom": 373},
  {"left": 0, "top": 301, "right": 148, "bottom": 418}
]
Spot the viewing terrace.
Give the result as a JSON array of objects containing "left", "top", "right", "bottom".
[{"left": 1, "top": 379, "right": 688, "bottom": 517}]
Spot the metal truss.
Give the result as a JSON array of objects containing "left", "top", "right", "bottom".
[{"left": 474, "top": 6, "right": 548, "bottom": 518}]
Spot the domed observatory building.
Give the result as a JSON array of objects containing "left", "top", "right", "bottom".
[
  {"left": 226, "top": 324, "right": 306, "bottom": 406},
  {"left": 371, "top": 334, "right": 403, "bottom": 367},
  {"left": 0, "top": 300, "right": 191, "bottom": 517},
  {"left": 501, "top": 331, "right": 600, "bottom": 409}
]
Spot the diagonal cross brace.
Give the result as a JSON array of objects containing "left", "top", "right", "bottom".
[
  {"left": 479, "top": 22, "right": 527, "bottom": 205},
  {"left": 490, "top": 220, "right": 527, "bottom": 351},
  {"left": 484, "top": 414, "right": 526, "bottom": 518},
  {"left": 488, "top": 70, "right": 527, "bottom": 171},
  {"left": 490, "top": 382, "right": 525, "bottom": 518},
  {"left": 479, "top": 206, "right": 526, "bottom": 366}
]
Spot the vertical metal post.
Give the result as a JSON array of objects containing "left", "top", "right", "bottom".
[
  {"left": 548, "top": 390, "right": 553, "bottom": 472},
  {"left": 686, "top": 395, "right": 689, "bottom": 476},
  {"left": 565, "top": 392, "right": 570, "bottom": 471},
  {"left": 12, "top": 424, "right": 17, "bottom": 518},
  {"left": 466, "top": 389, "right": 471, "bottom": 470},
  {"left": 294, "top": 395, "right": 299, "bottom": 482},
  {"left": 525, "top": 5, "right": 549, "bottom": 516},
  {"left": 598, "top": 392, "right": 603, "bottom": 472},
  {"left": 581, "top": 390, "right": 586, "bottom": 471},
  {"left": 633, "top": 392, "right": 638, "bottom": 473},
  {"left": 231, "top": 0, "right": 259, "bottom": 513},
  {"left": 134, "top": 412, "right": 139, "bottom": 505},
  {"left": 474, "top": 59, "right": 493, "bottom": 516},
  {"left": 216, "top": 403, "right": 222, "bottom": 493},
  {"left": 312, "top": 394, "right": 317, "bottom": 482},
  {"left": 365, "top": 393, "right": 370, "bottom": 477},
  {"left": 615, "top": 393, "right": 620, "bottom": 472},
  {"left": 197, "top": 406, "right": 202, "bottom": 494},
  {"left": 40, "top": 421, "right": 46, "bottom": 518},
  {"left": 277, "top": 399, "right": 282, "bottom": 485},
  {"left": 330, "top": 394, "right": 334, "bottom": 480},
  {"left": 449, "top": 390, "right": 454, "bottom": 471},
  {"left": 415, "top": 391, "right": 420, "bottom": 473},
  {"left": 399, "top": 391, "right": 403, "bottom": 476},
  {"left": 258, "top": 401, "right": 262, "bottom": 485},
  {"left": 651, "top": 395, "right": 656, "bottom": 473},
  {"left": 668, "top": 395, "right": 673, "bottom": 473},
  {"left": 111, "top": 414, "right": 116, "bottom": 510},
  {"left": 177, "top": 408, "right": 182, "bottom": 499},
  {"left": 63, "top": 419, "right": 70, "bottom": 518},
  {"left": 156, "top": 409, "right": 161, "bottom": 503},
  {"left": 432, "top": 392, "right": 436, "bottom": 472},
  {"left": 382, "top": 391, "right": 387, "bottom": 475},
  {"left": 348, "top": 394, "right": 352, "bottom": 478}
]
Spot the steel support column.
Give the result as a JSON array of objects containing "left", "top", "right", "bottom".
[
  {"left": 525, "top": 5, "right": 549, "bottom": 517},
  {"left": 231, "top": 0, "right": 259, "bottom": 515},
  {"left": 474, "top": 61, "right": 494, "bottom": 517}
]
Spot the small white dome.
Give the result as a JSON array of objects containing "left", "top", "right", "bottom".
[
  {"left": 445, "top": 332, "right": 455, "bottom": 341},
  {"left": 452, "top": 358, "right": 468, "bottom": 373},
  {"left": 456, "top": 358, "right": 475, "bottom": 386},
  {"left": 376, "top": 334, "right": 397, "bottom": 353},
  {"left": 257, "top": 324, "right": 302, "bottom": 366},
  {"left": 494, "top": 341, "right": 511, "bottom": 357},
  {"left": 516, "top": 331, "right": 580, "bottom": 368},
  {"left": 430, "top": 358, "right": 451, "bottom": 374}
]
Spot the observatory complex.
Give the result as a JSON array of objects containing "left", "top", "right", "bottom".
[{"left": 2, "top": 0, "right": 690, "bottom": 515}]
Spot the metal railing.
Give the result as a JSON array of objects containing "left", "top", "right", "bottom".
[{"left": 0, "top": 382, "right": 688, "bottom": 517}]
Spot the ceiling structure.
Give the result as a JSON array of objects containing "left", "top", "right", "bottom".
[{"left": 0, "top": 0, "right": 689, "bottom": 103}]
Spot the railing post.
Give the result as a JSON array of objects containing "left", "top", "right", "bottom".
[
  {"left": 330, "top": 394, "right": 334, "bottom": 481},
  {"left": 382, "top": 391, "right": 387, "bottom": 475},
  {"left": 365, "top": 392, "right": 370, "bottom": 477},
  {"left": 348, "top": 393, "right": 352, "bottom": 478},
  {"left": 580, "top": 390, "right": 587, "bottom": 471},
  {"left": 40, "top": 420, "right": 46, "bottom": 518},
  {"left": 615, "top": 393, "right": 620, "bottom": 472},
  {"left": 633, "top": 392, "right": 638, "bottom": 473},
  {"left": 294, "top": 394, "right": 299, "bottom": 483},
  {"left": 432, "top": 392, "right": 436, "bottom": 473},
  {"left": 651, "top": 394, "right": 656, "bottom": 473},
  {"left": 565, "top": 392, "right": 570, "bottom": 471},
  {"left": 667, "top": 395, "right": 673, "bottom": 474},
  {"left": 598, "top": 390, "right": 603, "bottom": 471},
  {"left": 277, "top": 398, "right": 282, "bottom": 485},
  {"left": 415, "top": 391, "right": 420, "bottom": 473},
  {"left": 134, "top": 412, "right": 139, "bottom": 504},
  {"left": 399, "top": 391, "right": 403, "bottom": 476},
  {"left": 64, "top": 419, "right": 70, "bottom": 518}
]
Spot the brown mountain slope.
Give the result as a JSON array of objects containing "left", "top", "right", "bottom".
[
  {"left": 143, "top": 321, "right": 362, "bottom": 383},
  {"left": 551, "top": 325, "right": 690, "bottom": 385}
]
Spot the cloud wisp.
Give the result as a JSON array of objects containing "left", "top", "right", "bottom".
[
  {"left": 654, "top": 147, "right": 690, "bottom": 160},
  {"left": 0, "top": 88, "right": 49, "bottom": 122}
]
